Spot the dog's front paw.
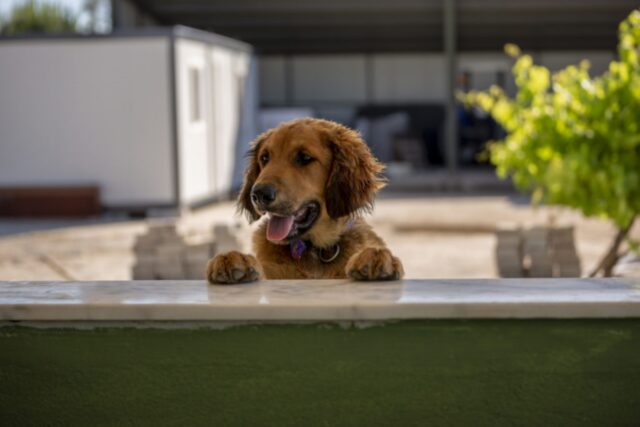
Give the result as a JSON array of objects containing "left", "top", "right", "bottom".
[
  {"left": 206, "top": 251, "right": 262, "bottom": 285},
  {"left": 346, "top": 247, "right": 404, "bottom": 281}
]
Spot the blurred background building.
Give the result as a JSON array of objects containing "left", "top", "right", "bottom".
[
  {"left": 112, "top": 0, "right": 635, "bottom": 174},
  {"left": 0, "top": 0, "right": 637, "bottom": 215},
  {"left": 0, "top": 26, "right": 254, "bottom": 213},
  {"left": 0, "top": 0, "right": 638, "bottom": 280}
]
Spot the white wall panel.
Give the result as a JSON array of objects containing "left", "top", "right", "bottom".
[
  {"left": 175, "top": 39, "right": 211, "bottom": 205},
  {"left": 0, "top": 38, "right": 174, "bottom": 206},
  {"left": 257, "top": 50, "right": 617, "bottom": 108},
  {"left": 372, "top": 54, "right": 446, "bottom": 102},
  {"left": 538, "top": 51, "right": 614, "bottom": 77},
  {"left": 210, "top": 47, "right": 247, "bottom": 197},
  {"left": 176, "top": 39, "right": 250, "bottom": 204},
  {"left": 292, "top": 55, "right": 367, "bottom": 102}
]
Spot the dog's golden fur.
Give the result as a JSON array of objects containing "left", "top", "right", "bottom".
[{"left": 207, "top": 118, "right": 404, "bottom": 284}]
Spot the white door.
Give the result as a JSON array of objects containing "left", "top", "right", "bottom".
[{"left": 176, "top": 40, "right": 211, "bottom": 204}]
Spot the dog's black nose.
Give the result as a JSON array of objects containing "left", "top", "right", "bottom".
[{"left": 251, "top": 184, "right": 277, "bottom": 208}]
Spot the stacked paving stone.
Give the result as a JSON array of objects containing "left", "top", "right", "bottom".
[
  {"left": 523, "top": 226, "right": 553, "bottom": 277},
  {"left": 131, "top": 220, "right": 241, "bottom": 280},
  {"left": 548, "top": 226, "right": 581, "bottom": 277},
  {"left": 495, "top": 223, "right": 524, "bottom": 277},
  {"left": 495, "top": 224, "right": 581, "bottom": 278},
  {"left": 212, "top": 224, "right": 242, "bottom": 254},
  {"left": 183, "top": 238, "right": 216, "bottom": 280}
]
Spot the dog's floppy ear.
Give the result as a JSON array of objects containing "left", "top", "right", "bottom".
[
  {"left": 324, "top": 122, "right": 385, "bottom": 219},
  {"left": 237, "top": 129, "right": 272, "bottom": 222}
]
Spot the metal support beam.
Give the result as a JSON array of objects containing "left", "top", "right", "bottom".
[{"left": 444, "top": 0, "right": 458, "bottom": 175}]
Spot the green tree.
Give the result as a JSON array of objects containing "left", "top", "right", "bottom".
[
  {"left": 1, "top": 0, "right": 77, "bottom": 35},
  {"left": 465, "top": 10, "right": 640, "bottom": 277}
]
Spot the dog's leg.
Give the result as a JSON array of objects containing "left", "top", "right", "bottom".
[
  {"left": 207, "top": 251, "right": 263, "bottom": 284},
  {"left": 346, "top": 247, "right": 404, "bottom": 281}
]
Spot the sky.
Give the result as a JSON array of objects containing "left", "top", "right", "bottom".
[{"left": 0, "top": 0, "right": 112, "bottom": 32}]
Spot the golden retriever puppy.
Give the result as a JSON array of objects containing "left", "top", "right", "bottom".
[{"left": 207, "top": 118, "right": 404, "bottom": 284}]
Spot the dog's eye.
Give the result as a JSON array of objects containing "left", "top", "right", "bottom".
[
  {"left": 296, "top": 152, "right": 314, "bottom": 166},
  {"left": 259, "top": 152, "right": 269, "bottom": 165}
]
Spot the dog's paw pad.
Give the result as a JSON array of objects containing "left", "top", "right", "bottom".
[
  {"left": 346, "top": 248, "right": 404, "bottom": 281},
  {"left": 207, "top": 251, "right": 262, "bottom": 285}
]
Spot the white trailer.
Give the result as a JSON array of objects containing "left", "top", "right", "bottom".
[{"left": 0, "top": 26, "right": 257, "bottom": 213}]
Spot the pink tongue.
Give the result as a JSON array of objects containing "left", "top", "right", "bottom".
[{"left": 267, "top": 215, "right": 295, "bottom": 241}]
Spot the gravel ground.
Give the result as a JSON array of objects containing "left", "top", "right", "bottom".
[{"left": 0, "top": 194, "right": 635, "bottom": 281}]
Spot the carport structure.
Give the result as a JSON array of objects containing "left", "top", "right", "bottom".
[{"left": 112, "top": 0, "right": 638, "bottom": 174}]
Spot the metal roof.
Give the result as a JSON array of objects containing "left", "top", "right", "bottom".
[
  {"left": 0, "top": 26, "right": 252, "bottom": 53},
  {"left": 126, "top": 0, "right": 638, "bottom": 53}
]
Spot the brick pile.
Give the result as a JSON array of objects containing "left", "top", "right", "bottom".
[
  {"left": 495, "top": 224, "right": 581, "bottom": 278},
  {"left": 131, "top": 220, "right": 241, "bottom": 280}
]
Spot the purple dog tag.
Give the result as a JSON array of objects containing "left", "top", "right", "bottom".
[{"left": 290, "top": 239, "right": 307, "bottom": 260}]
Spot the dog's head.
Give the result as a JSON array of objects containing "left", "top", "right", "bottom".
[{"left": 238, "top": 118, "right": 384, "bottom": 245}]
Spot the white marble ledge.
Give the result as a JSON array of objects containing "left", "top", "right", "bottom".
[{"left": 1, "top": 278, "right": 640, "bottom": 321}]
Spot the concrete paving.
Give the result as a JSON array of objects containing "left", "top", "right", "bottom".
[{"left": 0, "top": 195, "right": 635, "bottom": 280}]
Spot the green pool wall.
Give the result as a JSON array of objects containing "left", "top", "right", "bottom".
[{"left": 1, "top": 320, "right": 639, "bottom": 426}]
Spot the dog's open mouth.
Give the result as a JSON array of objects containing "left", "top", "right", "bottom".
[{"left": 266, "top": 201, "right": 320, "bottom": 242}]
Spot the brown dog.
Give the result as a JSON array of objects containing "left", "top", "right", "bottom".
[{"left": 206, "top": 118, "right": 404, "bottom": 284}]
